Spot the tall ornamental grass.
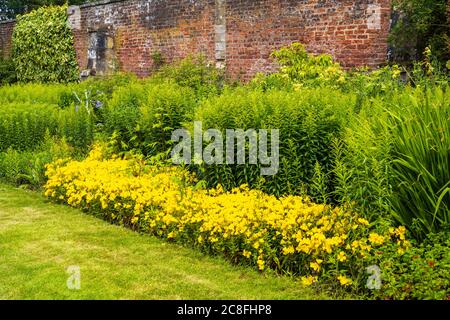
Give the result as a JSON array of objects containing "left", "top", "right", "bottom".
[{"left": 389, "top": 87, "right": 450, "bottom": 238}]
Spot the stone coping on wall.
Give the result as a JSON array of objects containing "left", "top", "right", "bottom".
[
  {"left": 0, "top": 20, "right": 15, "bottom": 24},
  {"left": 76, "top": 0, "right": 128, "bottom": 9}
]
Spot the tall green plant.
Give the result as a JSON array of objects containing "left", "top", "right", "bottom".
[
  {"left": 389, "top": 87, "right": 450, "bottom": 238},
  {"left": 12, "top": 5, "right": 79, "bottom": 83},
  {"left": 195, "top": 87, "right": 353, "bottom": 196}
]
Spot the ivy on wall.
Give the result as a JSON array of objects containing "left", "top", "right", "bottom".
[{"left": 12, "top": 5, "right": 79, "bottom": 83}]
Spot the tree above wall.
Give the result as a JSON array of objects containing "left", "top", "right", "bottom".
[
  {"left": 389, "top": 0, "right": 449, "bottom": 65},
  {"left": 1, "top": 0, "right": 95, "bottom": 21}
]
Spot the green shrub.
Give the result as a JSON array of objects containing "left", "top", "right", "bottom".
[
  {"left": 194, "top": 87, "right": 354, "bottom": 196},
  {"left": 0, "top": 56, "right": 17, "bottom": 85},
  {"left": 104, "top": 82, "right": 147, "bottom": 151},
  {"left": 252, "top": 43, "right": 346, "bottom": 90},
  {"left": 0, "top": 102, "right": 94, "bottom": 154},
  {"left": 154, "top": 55, "right": 223, "bottom": 99},
  {"left": 57, "top": 105, "right": 95, "bottom": 154},
  {"left": 140, "top": 82, "right": 196, "bottom": 154},
  {"left": 0, "top": 136, "right": 73, "bottom": 189},
  {"left": 366, "top": 233, "right": 450, "bottom": 300},
  {"left": 105, "top": 81, "right": 196, "bottom": 156},
  {"left": 0, "top": 83, "right": 72, "bottom": 105},
  {"left": 335, "top": 86, "right": 450, "bottom": 239},
  {"left": 332, "top": 99, "right": 394, "bottom": 219},
  {"left": 389, "top": 0, "right": 449, "bottom": 65},
  {"left": 0, "top": 103, "right": 58, "bottom": 151},
  {"left": 12, "top": 5, "right": 79, "bottom": 83},
  {"left": 389, "top": 87, "right": 450, "bottom": 238}
]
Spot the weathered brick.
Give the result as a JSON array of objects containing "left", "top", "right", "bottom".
[
  {"left": 0, "top": 20, "right": 15, "bottom": 58},
  {"left": 0, "top": 0, "right": 391, "bottom": 80}
]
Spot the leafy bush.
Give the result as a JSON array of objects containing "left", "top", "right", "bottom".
[
  {"left": 12, "top": 5, "right": 79, "bottom": 83},
  {"left": 103, "top": 82, "right": 147, "bottom": 151},
  {"left": 252, "top": 43, "right": 346, "bottom": 90},
  {"left": 0, "top": 83, "right": 72, "bottom": 105},
  {"left": 57, "top": 105, "right": 95, "bottom": 154},
  {"left": 389, "top": 87, "right": 450, "bottom": 238},
  {"left": 334, "top": 86, "right": 450, "bottom": 239},
  {"left": 154, "top": 55, "right": 224, "bottom": 99},
  {"left": 0, "top": 56, "right": 17, "bottom": 85},
  {"left": 389, "top": 0, "right": 449, "bottom": 65},
  {"left": 105, "top": 81, "right": 196, "bottom": 156},
  {"left": 0, "top": 103, "right": 58, "bottom": 151},
  {"left": 366, "top": 233, "right": 450, "bottom": 300},
  {"left": 0, "top": 102, "right": 94, "bottom": 154},
  {"left": 194, "top": 87, "right": 354, "bottom": 197},
  {"left": 0, "top": 136, "right": 73, "bottom": 188}
]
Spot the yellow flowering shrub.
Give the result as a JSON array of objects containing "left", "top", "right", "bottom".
[{"left": 44, "top": 146, "right": 410, "bottom": 291}]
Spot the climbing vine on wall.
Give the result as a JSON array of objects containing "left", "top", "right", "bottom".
[{"left": 12, "top": 5, "right": 79, "bottom": 83}]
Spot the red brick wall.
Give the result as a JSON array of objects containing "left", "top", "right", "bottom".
[
  {"left": 0, "top": 20, "right": 16, "bottom": 58},
  {"left": 69, "top": 0, "right": 216, "bottom": 77},
  {"left": 226, "top": 0, "right": 391, "bottom": 80},
  {"left": 0, "top": 0, "right": 391, "bottom": 80}
]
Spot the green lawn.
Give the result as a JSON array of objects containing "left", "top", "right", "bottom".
[{"left": 0, "top": 183, "right": 333, "bottom": 300}]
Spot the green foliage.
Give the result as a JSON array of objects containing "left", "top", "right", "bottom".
[
  {"left": 0, "top": 135, "right": 73, "bottom": 188},
  {"left": 0, "top": 102, "right": 94, "bottom": 154},
  {"left": 333, "top": 99, "right": 394, "bottom": 219},
  {"left": 195, "top": 87, "right": 354, "bottom": 196},
  {"left": 0, "top": 56, "right": 17, "bottom": 84},
  {"left": 390, "top": 0, "right": 449, "bottom": 65},
  {"left": 105, "top": 81, "right": 196, "bottom": 156},
  {"left": 0, "top": 82, "right": 72, "bottom": 105},
  {"left": 334, "top": 86, "right": 450, "bottom": 238},
  {"left": 139, "top": 82, "right": 196, "bottom": 154},
  {"left": 12, "top": 5, "right": 79, "bottom": 83},
  {"left": 0, "top": 103, "right": 58, "bottom": 151},
  {"left": 366, "top": 233, "right": 450, "bottom": 300},
  {"left": 252, "top": 43, "right": 346, "bottom": 90},
  {"left": 104, "top": 82, "right": 147, "bottom": 152},
  {"left": 389, "top": 87, "right": 450, "bottom": 238},
  {"left": 154, "top": 55, "right": 224, "bottom": 99},
  {"left": 57, "top": 105, "right": 94, "bottom": 154}
]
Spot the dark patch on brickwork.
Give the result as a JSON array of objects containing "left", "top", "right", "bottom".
[
  {"left": 0, "top": 20, "right": 16, "bottom": 58},
  {"left": 0, "top": 0, "right": 391, "bottom": 81}
]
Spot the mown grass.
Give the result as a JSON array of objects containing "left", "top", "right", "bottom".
[{"left": 0, "top": 183, "right": 338, "bottom": 300}]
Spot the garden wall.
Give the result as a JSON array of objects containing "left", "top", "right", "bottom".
[
  {"left": 0, "top": 0, "right": 392, "bottom": 80},
  {"left": 68, "top": 0, "right": 391, "bottom": 79},
  {"left": 0, "top": 20, "right": 15, "bottom": 58}
]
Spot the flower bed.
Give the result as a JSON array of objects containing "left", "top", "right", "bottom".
[{"left": 44, "top": 146, "right": 410, "bottom": 293}]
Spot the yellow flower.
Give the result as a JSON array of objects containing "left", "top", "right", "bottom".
[
  {"left": 301, "top": 275, "right": 318, "bottom": 286},
  {"left": 44, "top": 144, "right": 404, "bottom": 280},
  {"left": 337, "top": 251, "right": 347, "bottom": 262},
  {"left": 394, "top": 226, "right": 406, "bottom": 240},
  {"left": 242, "top": 250, "right": 251, "bottom": 258},
  {"left": 167, "top": 231, "right": 175, "bottom": 239},
  {"left": 357, "top": 218, "right": 369, "bottom": 226},
  {"left": 282, "top": 246, "right": 295, "bottom": 255},
  {"left": 368, "top": 233, "right": 385, "bottom": 245},
  {"left": 131, "top": 217, "right": 139, "bottom": 225},
  {"left": 310, "top": 261, "right": 321, "bottom": 272},
  {"left": 257, "top": 258, "right": 265, "bottom": 270},
  {"left": 337, "top": 275, "right": 353, "bottom": 287}
]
